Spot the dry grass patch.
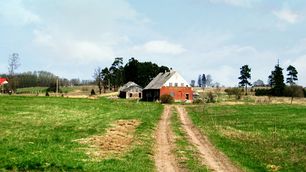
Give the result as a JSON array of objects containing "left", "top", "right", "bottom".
[
  {"left": 218, "top": 126, "right": 261, "bottom": 141},
  {"left": 76, "top": 119, "right": 140, "bottom": 160}
]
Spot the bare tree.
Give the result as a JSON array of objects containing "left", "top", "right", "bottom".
[
  {"left": 8, "top": 53, "right": 20, "bottom": 76},
  {"left": 93, "top": 67, "right": 102, "bottom": 94},
  {"left": 8, "top": 53, "right": 20, "bottom": 92}
]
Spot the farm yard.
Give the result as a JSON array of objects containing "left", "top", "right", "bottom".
[{"left": 1, "top": 94, "right": 305, "bottom": 171}]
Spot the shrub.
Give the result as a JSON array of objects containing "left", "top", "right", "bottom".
[
  {"left": 160, "top": 94, "right": 174, "bottom": 104},
  {"left": 255, "top": 88, "right": 271, "bottom": 96},
  {"left": 206, "top": 92, "right": 216, "bottom": 103},
  {"left": 193, "top": 98, "right": 204, "bottom": 104},
  {"left": 90, "top": 89, "right": 96, "bottom": 96},
  {"left": 225, "top": 88, "right": 242, "bottom": 100},
  {"left": 284, "top": 85, "right": 304, "bottom": 103},
  {"left": 304, "top": 88, "right": 306, "bottom": 97}
]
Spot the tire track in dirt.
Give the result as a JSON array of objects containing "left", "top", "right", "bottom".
[
  {"left": 176, "top": 106, "right": 242, "bottom": 172},
  {"left": 154, "top": 105, "right": 180, "bottom": 172}
]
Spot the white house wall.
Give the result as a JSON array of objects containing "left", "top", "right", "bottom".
[{"left": 163, "top": 72, "right": 189, "bottom": 87}]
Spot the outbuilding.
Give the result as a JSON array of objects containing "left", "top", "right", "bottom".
[
  {"left": 143, "top": 70, "right": 193, "bottom": 102},
  {"left": 119, "top": 81, "right": 143, "bottom": 99},
  {"left": 0, "top": 78, "right": 8, "bottom": 93}
]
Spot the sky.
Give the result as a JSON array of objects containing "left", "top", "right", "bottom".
[{"left": 0, "top": 0, "right": 306, "bottom": 86}]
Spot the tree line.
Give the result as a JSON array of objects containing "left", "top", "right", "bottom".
[
  {"left": 238, "top": 63, "right": 305, "bottom": 100},
  {"left": 93, "top": 57, "right": 170, "bottom": 94},
  {"left": 1, "top": 53, "right": 93, "bottom": 92},
  {"left": 190, "top": 74, "right": 216, "bottom": 88}
]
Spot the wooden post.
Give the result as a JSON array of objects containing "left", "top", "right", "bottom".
[{"left": 56, "top": 78, "right": 59, "bottom": 96}]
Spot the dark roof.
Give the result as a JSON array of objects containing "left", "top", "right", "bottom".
[
  {"left": 144, "top": 71, "right": 175, "bottom": 89},
  {"left": 120, "top": 81, "right": 143, "bottom": 92}
]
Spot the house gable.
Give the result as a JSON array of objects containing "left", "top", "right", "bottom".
[{"left": 163, "top": 72, "right": 189, "bottom": 87}]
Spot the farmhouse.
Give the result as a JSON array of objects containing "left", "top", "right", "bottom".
[
  {"left": 0, "top": 78, "right": 8, "bottom": 85},
  {"left": 119, "top": 81, "right": 143, "bottom": 99},
  {"left": 143, "top": 70, "right": 193, "bottom": 102},
  {"left": 0, "top": 78, "right": 8, "bottom": 93}
]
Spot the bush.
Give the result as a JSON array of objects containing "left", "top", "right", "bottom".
[
  {"left": 206, "top": 92, "right": 216, "bottom": 103},
  {"left": 160, "top": 94, "right": 174, "bottom": 104},
  {"left": 225, "top": 88, "right": 242, "bottom": 100},
  {"left": 255, "top": 88, "right": 271, "bottom": 96},
  {"left": 283, "top": 85, "right": 304, "bottom": 103},
  {"left": 90, "top": 89, "right": 96, "bottom": 96},
  {"left": 193, "top": 98, "right": 204, "bottom": 104},
  {"left": 304, "top": 88, "right": 306, "bottom": 97}
]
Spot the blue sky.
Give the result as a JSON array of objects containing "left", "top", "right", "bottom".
[{"left": 1, "top": 0, "right": 306, "bottom": 86}]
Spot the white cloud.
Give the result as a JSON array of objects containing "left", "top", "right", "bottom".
[
  {"left": 132, "top": 40, "right": 186, "bottom": 55},
  {"left": 208, "top": 0, "right": 256, "bottom": 7},
  {"left": 273, "top": 8, "right": 300, "bottom": 24},
  {"left": 0, "top": 0, "right": 40, "bottom": 25},
  {"left": 33, "top": 29, "right": 114, "bottom": 63}
]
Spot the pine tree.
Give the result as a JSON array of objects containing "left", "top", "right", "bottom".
[
  {"left": 286, "top": 65, "right": 298, "bottom": 85},
  {"left": 270, "top": 63, "right": 285, "bottom": 96},
  {"left": 201, "top": 74, "right": 206, "bottom": 88},
  {"left": 238, "top": 65, "right": 251, "bottom": 95},
  {"left": 197, "top": 75, "right": 202, "bottom": 87}
]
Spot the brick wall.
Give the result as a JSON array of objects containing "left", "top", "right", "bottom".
[{"left": 160, "top": 86, "right": 193, "bottom": 102}]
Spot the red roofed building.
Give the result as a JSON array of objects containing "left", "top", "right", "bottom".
[{"left": 0, "top": 78, "right": 8, "bottom": 85}]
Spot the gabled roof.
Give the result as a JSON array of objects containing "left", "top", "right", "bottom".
[
  {"left": 120, "top": 81, "right": 143, "bottom": 92},
  {"left": 144, "top": 71, "right": 176, "bottom": 89},
  {"left": 0, "top": 78, "right": 8, "bottom": 85}
]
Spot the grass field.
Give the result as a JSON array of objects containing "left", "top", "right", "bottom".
[
  {"left": 188, "top": 104, "right": 306, "bottom": 172},
  {"left": 16, "top": 87, "right": 75, "bottom": 94},
  {"left": 0, "top": 96, "right": 163, "bottom": 171}
]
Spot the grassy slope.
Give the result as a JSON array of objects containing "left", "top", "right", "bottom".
[
  {"left": 187, "top": 104, "right": 306, "bottom": 172},
  {"left": 0, "top": 96, "right": 163, "bottom": 171},
  {"left": 170, "top": 107, "right": 209, "bottom": 172}
]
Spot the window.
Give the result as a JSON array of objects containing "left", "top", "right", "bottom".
[
  {"left": 129, "top": 93, "right": 133, "bottom": 97},
  {"left": 169, "top": 83, "right": 173, "bottom": 87},
  {"left": 170, "top": 92, "right": 175, "bottom": 97},
  {"left": 181, "top": 83, "right": 184, "bottom": 87},
  {"left": 185, "top": 94, "right": 189, "bottom": 100},
  {"left": 174, "top": 83, "right": 178, "bottom": 87}
]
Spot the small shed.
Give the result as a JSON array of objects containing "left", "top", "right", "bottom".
[{"left": 119, "top": 82, "right": 143, "bottom": 99}]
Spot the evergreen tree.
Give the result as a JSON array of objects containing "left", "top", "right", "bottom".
[
  {"left": 270, "top": 63, "right": 285, "bottom": 96},
  {"left": 238, "top": 65, "right": 252, "bottom": 95},
  {"left": 197, "top": 75, "right": 202, "bottom": 87},
  {"left": 286, "top": 65, "right": 298, "bottom": 85},
  {"left": 190, "top": 80, "right": 195, "bottom": 87},
  {"left": 201, "top": 74, "right": 206, "bottom": 88}
]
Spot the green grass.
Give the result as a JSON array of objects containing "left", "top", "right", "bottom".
[
  {"left": 16, "top": 87, "right": 48, "bottom": 94},
  {"left": 0, "top": 96, "right": 163, "bottom": 171},
  {"left": 170, "top": 107, "right": 209, "bottom": 172},
  {"left": 16, "top": 87, "right": 75, "bottom": 94},
  {"left": 187, "top": 104, "right": 306, "bottom": 172}
]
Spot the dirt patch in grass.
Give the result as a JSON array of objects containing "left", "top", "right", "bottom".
[{"left": 76, "top": 119, "right": 140, "bottom": 160}]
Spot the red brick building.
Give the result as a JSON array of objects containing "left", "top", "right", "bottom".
[{"left": 143, "top": 70, "right": 193, "bottom": 102}]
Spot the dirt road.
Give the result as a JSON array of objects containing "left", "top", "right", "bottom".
[
  {"left": 175, "top": 106, "right": 242, "bottom": 172},
  {"left": 154, "top": 105, "right": 180, "bottom": 172}
]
